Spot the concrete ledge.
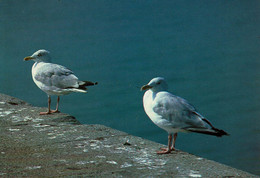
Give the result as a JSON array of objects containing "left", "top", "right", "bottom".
[{"left": 0, "top": 94, "right": 258, "bottom": 177}]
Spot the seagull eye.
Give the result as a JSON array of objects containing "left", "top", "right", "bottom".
[
  {"left": 157, "top": 81, "right": 161, "bottom": 85},
  {"left": 38, "top": 53, "right": 42, "bottom": 57}
]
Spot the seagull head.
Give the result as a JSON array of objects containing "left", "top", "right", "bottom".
[
  {"left": 24, "top": 49, "right": 51, "bottom": 62},
  {"left": 141, "top": 77, "right": 168, "bottom": 92}
]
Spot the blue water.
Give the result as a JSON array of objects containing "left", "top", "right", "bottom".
[{"left": 1, "top": 0, "right": 259, "bottom": 175}]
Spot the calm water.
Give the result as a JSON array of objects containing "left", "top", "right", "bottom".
[{"left": 1, "top": 0, "right": 259, "bottom": 175}]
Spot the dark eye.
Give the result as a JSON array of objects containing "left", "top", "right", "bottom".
[
  {"left": 38, "top": 53, "right": 42, "bottom": 57},
  {"left": 157, "top": 81, "right": 161, "bottom": 85}
]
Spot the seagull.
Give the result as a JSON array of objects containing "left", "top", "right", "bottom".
[
  {"left": 141, "top": 77, "right": 229, "bottom": 154},
  {"left": 24, "top": 49, "right": 98, "bottom": 115}
]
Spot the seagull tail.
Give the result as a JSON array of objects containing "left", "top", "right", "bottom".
[
  {"left": 78, "top": 81, "right": 98, "bottom": 90},
  {"left": 69, "top": 88, "right": 87, "bottom": 93},
  {"left": 65, "top": 81, "right": 97, "bottom": 93},
  {"left": 194, "top": 118, "right": 230, "bottom": 137},
  {"left": 188, "top": 128, "right": 229, "bottom": 137},
  {"left": 212, "top": 127, "right": 230, "bottom": 137}
]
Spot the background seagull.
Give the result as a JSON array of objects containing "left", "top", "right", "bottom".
[
  {"left": 24, "top": 49, "right": 98, "bottom": 115},
  {"left": 141, "top": 77, "right": 228, "bottom": 154}
]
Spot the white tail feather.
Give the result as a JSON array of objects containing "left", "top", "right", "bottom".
[{"left": 69, "top": 88, "right": 87, "bottom": 93}]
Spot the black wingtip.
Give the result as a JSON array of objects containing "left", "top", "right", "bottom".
[
  {"left": 83, "top": 81, "right": 98, "bottom": 86},
  {"left": 201, "top": 118, "right": 229, "bottom": 137},
  {"left": 212, "top": 128, "right": 230, "bottom": 137},
  {"left": 187, "top": 128, "right": 229, "bottom": 137}
]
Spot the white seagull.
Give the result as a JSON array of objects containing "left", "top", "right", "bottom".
[
  {"left": 141, "top": 77, "right": 228, "bottom": 154},
  {"left": 24, "top": 49, "right": 98, "bottom": 115}
]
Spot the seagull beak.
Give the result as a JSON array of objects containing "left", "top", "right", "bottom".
[
  {"left": 24, "top": 56, "right": 34, "bottom": 61},
  {"left": 141, "top": 85, "right": 153, "bottom": 91}
]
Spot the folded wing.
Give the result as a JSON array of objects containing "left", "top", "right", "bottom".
[
  {"left": 153, "top": 92, "right": 228, "bottom": 137},
  {"left": 34, "top": 63, "right": 82, "bottom": 90}
]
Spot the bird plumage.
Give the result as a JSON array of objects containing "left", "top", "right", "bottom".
[
  {"left": 141, "top": 77, "right": 228, "bottom": 154},
  {"left": 25, "top": 49, "right": 97, "bottom": 115},
  {"left": 32, "top": 62, "right": 92, "bottom": 95}
]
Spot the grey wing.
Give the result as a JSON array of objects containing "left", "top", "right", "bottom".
[
  {"left": 34, "top": 63, "right": 79, "bottom": 89},
  {"left": 153, "top": 92, "right": 210, "bottom": 129}
]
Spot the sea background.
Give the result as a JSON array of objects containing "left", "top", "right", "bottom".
[{"left": 0, "top": 0, "right": 259, "bottom": 175}]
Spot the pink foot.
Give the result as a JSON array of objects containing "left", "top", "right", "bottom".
[
  {"left": 156, "top": 147, "right": 176, "bottom": 154},
  {"left": 50, "top": 110, "right": 60, "bottom": 113},
  {"left": 40, "top": 111, "right": 52, "bottom": 115},
  {"left": 39, "top": 110, "right": 60, "bottom": 115},
  {"left": 156, "top": 148, "right": 172, "bottom": 154}
]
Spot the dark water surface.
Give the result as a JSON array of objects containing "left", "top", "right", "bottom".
[{"left": 1, "top": 0, "right": 259, "bottom": 175}]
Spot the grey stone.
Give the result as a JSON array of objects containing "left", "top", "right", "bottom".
[{"left": 0, "top": 93, "right": 258, "bottom": 177}]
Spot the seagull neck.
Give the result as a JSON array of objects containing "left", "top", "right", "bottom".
[
  {"left": 152, "top": 91, "right": 157, "bottom": 100},
  {"left": 32, "top": 62, "right": 38, "bottom": 68},
  {"left": 151, "top": 88, "right": 165, "bottom": 93},
  {"left": 33, "top": 61, "right": 45, "bottom": 68},
  {"left": 151, "top": 90, "right": 161, "bottom": 99},
  {"left": 35, "top": 60, "right": 49, "bottom": 63},
  {"left": 151, "top": 89, "right": 167, "bottom": 99}
]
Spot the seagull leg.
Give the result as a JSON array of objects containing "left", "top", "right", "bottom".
[
  {"left": 51, "top": 96, "right": 60, "bottom": 113},
  {"left": 157, "top": 134, "right": 172, "bottom": 154},
  {"left": 170, "top": 133, "right": 178, "bottom": 151},
  {"left": 40, "top": 95, "right": 52, "bottom": 115}
]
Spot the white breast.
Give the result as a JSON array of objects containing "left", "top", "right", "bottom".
[
  {"left": 32, "top": 62, "right": 46, "bottom": 92},
  {"left": 143, "top": 91, "right": 165, "bottom": 127},
  {"left": 143, "top": 90, "right": 184, "bottom": 134}
]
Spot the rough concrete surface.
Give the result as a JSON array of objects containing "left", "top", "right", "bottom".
[{"left": 0, "top": 93, "right": 258, "bottom": 177}]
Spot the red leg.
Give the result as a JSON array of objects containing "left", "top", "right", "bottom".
[
  {"left": 40, "top": 96, "right": 60, "bottom": 115},
  {"left": 171, "top": 133, "right": 178, "bottom": 151},
  {"left": 40, "top": 96, "right": 52, "bottom": 115},
  {"left": 51, "top": 96, "right": 60, "bottom": 113},
  {"left": 157, "top": 134, "right": 172, "bottom": 154}
]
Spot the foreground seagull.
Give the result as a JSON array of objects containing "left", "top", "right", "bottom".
[
  {"left": 24, "top": 49, "right": 97, "bottom": 115},
  {"left": 141, "top": 77, "right": 228, "bottom": 154}
]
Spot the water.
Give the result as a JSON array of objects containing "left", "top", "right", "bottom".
[{"left": 1, "top": 0, "right": 259, "bottom": 175}]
